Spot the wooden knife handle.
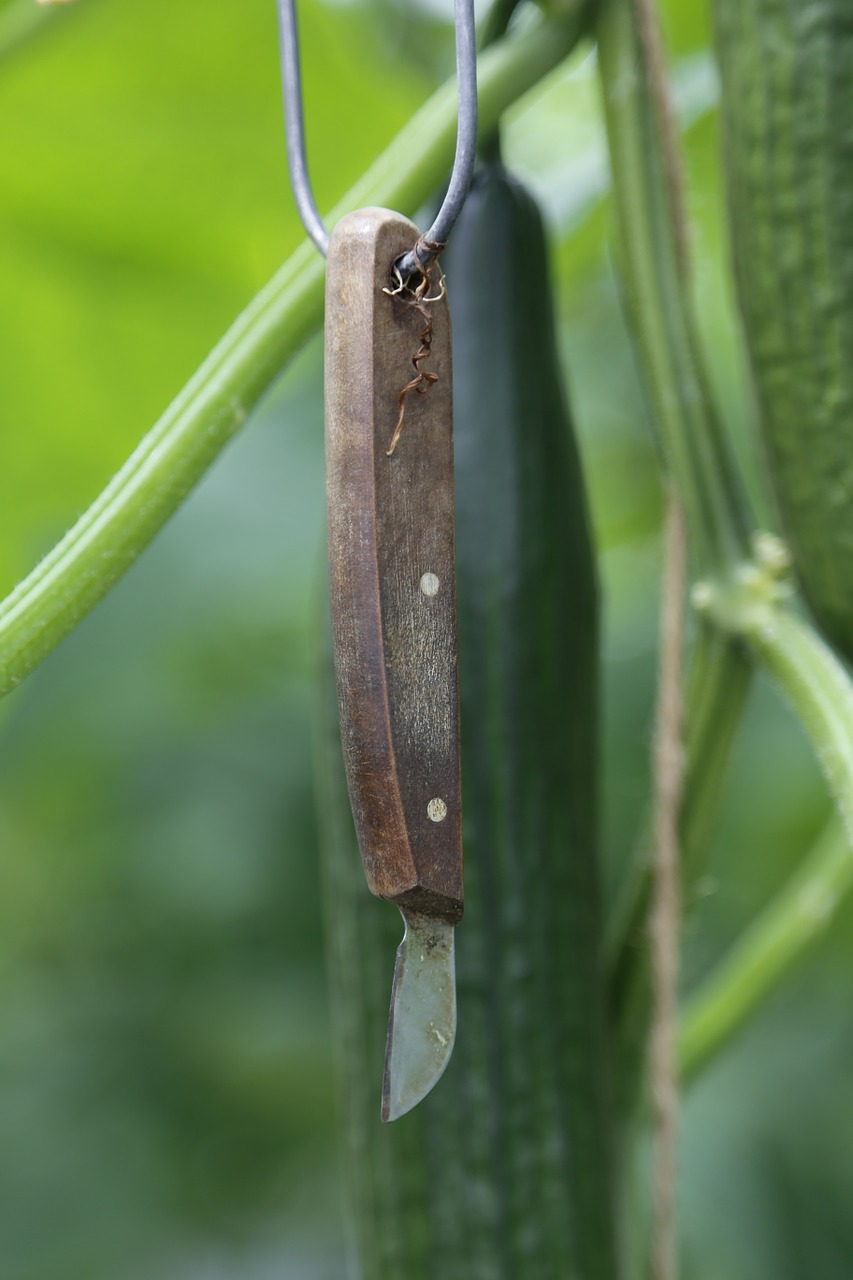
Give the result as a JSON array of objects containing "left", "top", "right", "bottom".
[{"left": 325, "top": 208, "right": 463, "bottom": 924}]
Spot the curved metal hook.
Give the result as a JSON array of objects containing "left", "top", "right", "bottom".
[
  {"left": 276, "top": 0, "right": 478, "bottom": 274},
  {"left": 276, "top": 0, "right": 329, "bottom": 256},
  {"left": 395, "top": 0, "right": 477, "bottom": 279}
]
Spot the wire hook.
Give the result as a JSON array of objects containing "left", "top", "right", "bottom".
[{"left": 276, "top": 0, "right": 478, "bottom": 274}]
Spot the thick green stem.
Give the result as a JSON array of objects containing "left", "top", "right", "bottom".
[
  {"left": 0, "top": 7, "right": 586, "bottom": 697},
  {"left": 596, "top": 0, "right": 754, "bottom": 968},
  {"left": 595, "top": 0, "right": 754, "bottom": 1138},
  {"left": 749, "top": 621, "right": 853, "bottom": 834},
  {"left": 679, "top": 816, "right": 851, "bottom": 1082},
  {"left": 680, "top": 628, "right": 751, "bottom": 882},
  {"left": 676, "top": 571, "right": 853, "bottom": 1078},
  {"left": 596, "top": 0, "right": 749, "bottom": 575},
  {"left": 703, "top": 581, "right": 853, "bottom": 842}
]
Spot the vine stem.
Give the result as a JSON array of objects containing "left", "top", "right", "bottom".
[
  {"left": 680, "top": 573, "right": 853, "bottom": 1080},
  {"left": 0, "top": 5, "right": 587, "bottom": 698},
  {"left": 606, "top": 628, "right": 750, "bottom": 986},
  {"left": 596, "top": 0, "right": 753, "bottom": 1116},
  {"left": 702, "top": 579, "right": 853, "bottom": 842},
  {"left": 596, "top": 0, "right": 853, "bottom": 1112},
  {"left": 679, "top": 817, "right": 850, "bottom": 1083},
  {"left": 596, "top": 0, "right": 749, "bottom": 579}
]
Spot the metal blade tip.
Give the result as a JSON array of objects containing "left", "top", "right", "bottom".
[{"left": 381, "top": 910, "right": 456, "bottom": 1122}]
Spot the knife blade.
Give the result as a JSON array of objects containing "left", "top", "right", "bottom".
[{"left": 324, "top": 207, "right": 463, "bottom": 1122}]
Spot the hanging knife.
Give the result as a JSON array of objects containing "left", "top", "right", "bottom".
[{"left": 325, "top": 207, "right": 463, "bottom": 1123}]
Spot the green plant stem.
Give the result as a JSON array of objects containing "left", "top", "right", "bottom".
[
  {"left": 676, "top": 580, "right": 853, "bottom": 1078},
  {"left": 595, "top": 0, "right": 749, "bottom": 576},
  {"left": 680, "top": 628, "right": 750, "bottom": 881},
  {"left": 679, "top": 816, "right": 851, "bottom": 1082},
  {"left": 607, "top": 625, "right": 750, "bottom": 1107},
  {"left": 0, "top": 6, "right": 586, "bottom": 699},
  {"left": 605, "top": 633, "right": 746, "bottom": 1144},
  {"left": 594, "top": 0, "right": 853, "bottom": 1194},
  {"left": 596, "top": 0, "right": 755, "bottom": 1144},
  {"left": 596, "top": 0, "right": 754, "bottom": 965},
  {"left": 707, "top": 587, "right": 853, "bottom": 841},
  {"left": 607, "top": 626, "right": 750, "bottom": 970}
]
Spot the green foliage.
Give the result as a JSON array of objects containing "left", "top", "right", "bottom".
[
  {"left": 4, "top": 1, "right": 853, "bottom": 1278},
  {"left": 0, "top": 0, "right": 422, "bottom": 596},
  {"left": 0, "top": 0, "right": 583, "bottom": 697}
]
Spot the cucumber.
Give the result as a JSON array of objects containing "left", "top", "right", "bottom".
[
  {"left": 714, "top": 0, "right": 853, "bottom": 660},
  {"left": 316, "top": 163, "right": 620, "bottom": 1278},
  {"left": 447, "top": 162, "right": 619, "bottom": 1276}
]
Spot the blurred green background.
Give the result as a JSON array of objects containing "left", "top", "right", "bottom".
[{"left": 1, "top": 0, "right": 851, "bottom": 1276}]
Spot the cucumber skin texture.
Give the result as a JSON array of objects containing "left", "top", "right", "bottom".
[
  {"left": 715, "top": 0, "right": 853, "bottom": 660},
  {"left": 317, "top": 165, "right": 620, "bottom": 1278},
  {"left": 447, "top": 165, "right": 618, "bottom": 1280}
]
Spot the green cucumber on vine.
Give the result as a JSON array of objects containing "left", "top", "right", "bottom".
[
  {"left": 447, "top": 160, "right": 617, "bottom": 1277},
  {"left": 316, "top": 157, "right": 620, "bottom": 1278},
  {"left": 714, "top": 0, "right": 853, "bottom": 662}
]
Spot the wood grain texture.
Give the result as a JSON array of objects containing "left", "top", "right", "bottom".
[{"left": 325, "top": 208, "right": 462, "bottom": 924}]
